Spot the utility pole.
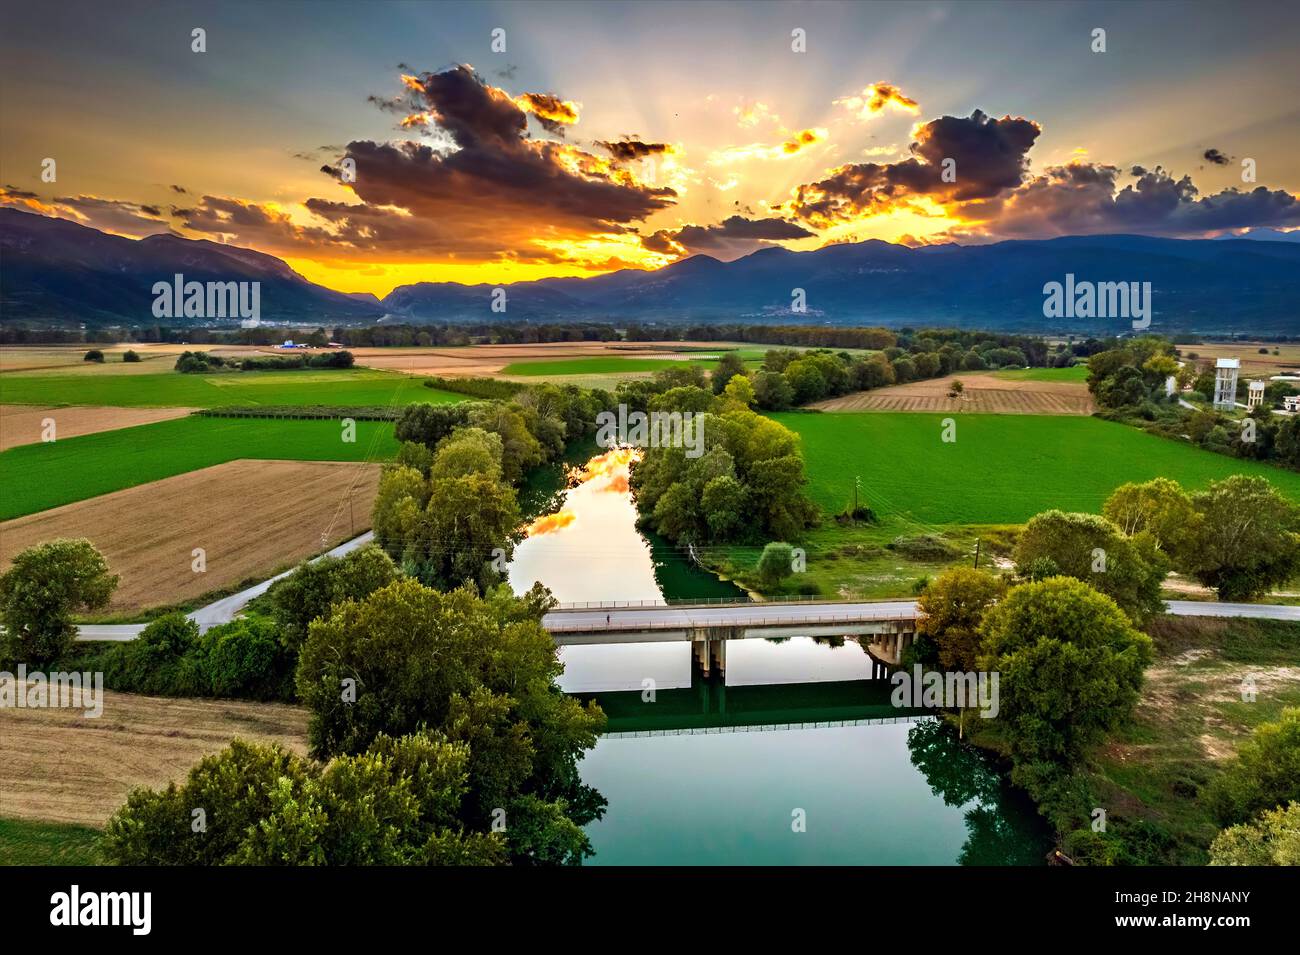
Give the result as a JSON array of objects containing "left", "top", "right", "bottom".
[
  {"left": 853, "top": 475, "right": 860, "bottom": 516},
  {"left": 973, "top": 538, "right": 981, "bottom": 569}
]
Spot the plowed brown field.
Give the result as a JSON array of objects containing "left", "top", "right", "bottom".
[
  {"left": 811, "top": 373, "right": 1094, "bottom": 415},
  {"left": 0, "top": 687, "right": 308, "bottom": 825},
  {"left": 0, "top": 404, "right": 195, "bottom": 450},
  {"left": 350, "top": 340, "right": 733, "bottom": 377},
  {"left": 0, "top": 460, "right": 381, "bottom": 612}
]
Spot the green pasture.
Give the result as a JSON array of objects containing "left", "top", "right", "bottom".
[
  {"left": 0, "top": 369, "right": 462, "bottom": 409},
  {"left": 0, "top": 818, "right": 102, "bottom": 865},
  {"left": 990, "top": 365, "right": 1088, "bottom": 382},
  {"left": 772, "top": 411, "right": 1300, "bottom": 525},
  {"left": 0, "top": 415, "right": 399, "bottom": 520}
]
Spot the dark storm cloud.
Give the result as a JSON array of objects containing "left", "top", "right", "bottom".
[
  {"left": 786, "top": 109, "right": 1040, "bottom": 226},
  {"left": 598, "top": 140, "right": 675, "bottom": 163},
  {"left": 643, "top": 215, "right": 814, "bottom": 259},
  {"left": 183, "top": 65, "right": 676, "bottom": 262},
  {"left": 954, "top": 162, "right": 1300, "bottom": 238}
]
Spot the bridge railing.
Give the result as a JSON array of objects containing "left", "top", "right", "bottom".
[
  {"left": 543, "top": 611, "right": 918, "bottom": 632},
  {"left": 551, "top": 595, "right": 914, "bottom": 610}
]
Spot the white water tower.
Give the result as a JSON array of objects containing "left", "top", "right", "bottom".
[
  {"left": 1247, "top": 379, "right": 1266, "bottom": 411},
  {"left": 1213, "top": 358, "right": 1240, "bottom": 410}
]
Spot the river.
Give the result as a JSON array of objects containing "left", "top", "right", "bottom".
[{"left": 509, "top": 443, "right": 1050, "bottom": 865}]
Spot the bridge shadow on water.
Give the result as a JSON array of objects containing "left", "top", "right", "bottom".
[{"left": 579, "top": 672, "right": 924, "bottom": 736}]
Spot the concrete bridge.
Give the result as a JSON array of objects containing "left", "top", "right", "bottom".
[{"left": 541, "top": 599, "right": 919, "bottom": 678}]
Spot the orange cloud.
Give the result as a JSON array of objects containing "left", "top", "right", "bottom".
[{"left": 835, "top": 82, "right": 921, "bottom": 121}]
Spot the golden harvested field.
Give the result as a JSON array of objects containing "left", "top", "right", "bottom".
[
  {"left": 350, "top": 340, "right": 733, "bottom": 377},
  {"left": 0, "top": 687, "right": 308, "bottom": 826},
  {"left": 1182, "top": 341, "right": 1300, "bottom": 377},
  {"left": 0, "top": 404, "right": 195, "bottom": 450},
  {"left": 0, "top": 460, "right": 381, "bottom": 612},
  {"left": 0, "top": 344, "right": 192, "bottom": 376},
  {"left": 811, "top": 372, "right": 1095, "bottom": 415}
]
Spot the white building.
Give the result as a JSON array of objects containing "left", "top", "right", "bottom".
[
  {"left": 1285, "top": 395, "right": 1300, "bottom": 413},
  {"left": 1213, "top": 358, "right": 1240, "bottom": 410}
]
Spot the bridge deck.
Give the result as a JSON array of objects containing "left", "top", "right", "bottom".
[{"left": 542, "top": 599, "right": 920, "bottom": 644}]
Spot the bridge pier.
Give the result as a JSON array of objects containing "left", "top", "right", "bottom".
[{"left": 690, "top": 627, "right": 735, "bottom": 682}]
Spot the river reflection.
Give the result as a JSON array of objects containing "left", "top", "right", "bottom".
[{"left": 508, "top": 447, "right": 1050, "bottom": 865}]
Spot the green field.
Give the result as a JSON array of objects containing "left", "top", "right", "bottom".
[
  {"left": 0, "top": 817, "right": 102, "bottom": 865},
  {"left": 501, "top": 356, "right": 722, "bottom": 376},
  {"left": 991, "top": 365, "right": 1088, "bottom": 382},
  {"left": 773, "top": 411, "right": 1300, "bottom": 525},
  {"left": 0, "top": 416, "right": 399, "bottom": 519},
  {"left": 0, "top": 369, "right": 462, "bottom": 408}
]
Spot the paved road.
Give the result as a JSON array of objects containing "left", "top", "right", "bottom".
[
  {"left": 1165, "top": 599, "right": 1300, "bottom": 620},
  {"left": 74, "top": 531, "right": 375, "bottom": 642},
  {"left": 75, "top": 570, "right": 1300, "bottom": 643}
]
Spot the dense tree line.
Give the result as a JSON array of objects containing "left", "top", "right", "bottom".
[{"left": 174, "top": 349, "right": 354, "bottom": 373}]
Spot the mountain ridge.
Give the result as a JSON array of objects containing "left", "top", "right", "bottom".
[{"left": 2, "top": 207, "right": 1297, "bottom": 333}]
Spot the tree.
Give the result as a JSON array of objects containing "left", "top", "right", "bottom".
[
  {"left": 1013, "top": 510, "right": 1167, "bottom": 623},
  {"left": 1206, "top": 707, "right": 1300, "bottom": 826},
  {"left": 268, "top": 544, "right": 399, "bottom": 653},
  {"left": 384, "top": 473, "right": 520, "bottom": 590},
  {"left": 917, "top": 567, "right": 1006, "bottom": 672},
  {"left": 101, "top": 735, "right": 506, "bottom": 865},
  {"left": 979, "top": 577, "right": 1153, "bottom": 765},
  {"left": 751, "top": 370, "right": 794, "bottom": 411},
  {"left": 122, "top": 349, "right": 141, "bottom": 363},
  {"left": 0, "top": 539, "right": 117, "bottom": 664},
  {"left": 711, "top": 352, "right": 746, "bottom": 393},
  {"left": 427, "top": 427, "right": 504, "bottom": 482},
  {"left": 1101, "top": 478, "right": 1199, "bottom": 561},
  {"left": 701, "top": 475, "right": 747, "bottom": 540},
  {"left": 756, "top": 542, "right": 795, "bottom": 585},
  {"left": 394, "top": 402, "right": 470, "bottom": 450},
  {"left": 1210, "top": 803, "right": 1300, "bottom": 866},
  {"left": 83, "top": 349, "right": 104, "bottom": 362},
  {"left": 720, "top": 373, "right": 755, "bottom": 410},
  {"left": 467, "top": 403, "right": 544, "bottom": 482},
  {"left": 1184, "top": 475, "right": 1300, "bottom": 600},
  {"left": 296, "top": 579, "right": 606, "bottom": 863}
]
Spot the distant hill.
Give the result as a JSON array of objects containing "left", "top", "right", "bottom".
[
  {"left": 379, "top": 234, "right": 1300, "bottom": 333},
  {"left": 1211, "top": 227, "right": 1300, "bottom": 243},
  {"left": 3, "top": 207, "right": 1297, "bottom": 333},
  {"left": 0, "top": 208, "right": 383, "bottom": 327}
]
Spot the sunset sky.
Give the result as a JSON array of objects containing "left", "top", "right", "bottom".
[{"left": 3, "top": 0, "right": 1299, "bottom": 295}]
